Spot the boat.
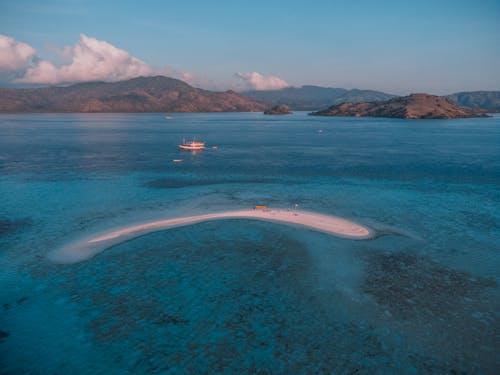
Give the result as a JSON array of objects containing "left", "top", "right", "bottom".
[
  {"left": 178, "top": 138, "right": 205, "bottom": 150},
  {"left": 173, "top": 159, "right": 184, "bottom": 163}
]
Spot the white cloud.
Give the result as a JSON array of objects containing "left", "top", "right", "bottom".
[
  {"left": 0, "top": 35, "right": 36, "bottom": 71},
  {"left": 2, "top": 35, "right": 284, "bottom": 91},
  {"left": 235, "top": 71, "right": 289, "bottom": 90},
  {"left": 18, "top": 34, "right": 154, "bottom": 84}
]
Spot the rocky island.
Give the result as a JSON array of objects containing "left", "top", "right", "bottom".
[
  {"left": 263, "top": 104, "right": 292, "bottom": 115},
  {"left": 0, "top": 76, "right": 266, "bottom": 113},
  {"left": 309, "top": 93, "right": 488, "bottom": 119}
]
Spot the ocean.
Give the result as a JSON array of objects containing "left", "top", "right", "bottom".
[{"left": 1, "top": 112, "right": 499, "bottom": 374}]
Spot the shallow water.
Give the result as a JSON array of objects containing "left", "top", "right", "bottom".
[{"left": 1, "top": 112, "right": 499, "bottom": 374}]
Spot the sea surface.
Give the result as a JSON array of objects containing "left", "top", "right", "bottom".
[{"left": 0, "top": 112, "right": 499, "bottom": 374}]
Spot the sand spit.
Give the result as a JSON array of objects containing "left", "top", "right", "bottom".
[{"left": 49, "top": 209, "right": 374, "bottom": 264}]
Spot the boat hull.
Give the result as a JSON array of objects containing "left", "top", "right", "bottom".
[{"left": 178, "top": 144, "right": 205, "bottom": 150}]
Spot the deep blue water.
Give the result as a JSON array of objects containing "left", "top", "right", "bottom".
[{"left": 0, "top": 112, "right": 499, "bottom": 374}]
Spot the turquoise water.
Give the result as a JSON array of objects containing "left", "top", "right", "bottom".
[{"left": 0, "top": 112, "right": 499, "bottom": 374}]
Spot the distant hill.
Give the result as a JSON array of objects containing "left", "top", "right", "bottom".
[
  {"left": 0, "top": 76, "right": 266, "bottom": 113},
  {"left": 242, "top": 85, "right": 395, "bottom": 110},
  {"left": 310, "top": 93, "right": 487, "bottom": 119},
  {"left": 446, "top": 91, "right": 500, "bottom": 112}
]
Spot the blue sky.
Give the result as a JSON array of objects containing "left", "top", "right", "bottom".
[{"left": 1, "top": 0, "right": 499, "bottom": 94}]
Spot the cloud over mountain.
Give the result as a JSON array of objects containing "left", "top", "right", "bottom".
[
  {"left": 0, "top": 35, "right": 36, "bottom": 71},
  {"left": 0, "top": 35, "right": 289, "bottom": 91},
  {"left": 235, "top": 72, "right": 289, "bottom": 90},
  {"left": 17, "top": 34, "right": 154, "bottom": 84}
]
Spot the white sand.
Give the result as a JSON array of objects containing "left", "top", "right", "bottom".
[{"left": 49, "top": 209, "right": 373, "bottom": 264}]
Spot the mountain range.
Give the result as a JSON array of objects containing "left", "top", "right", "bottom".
[
  {"left": 246, "top": 86, "right": 500, "bottom": 112},
  {"left": 0, "top": 76, "right": 265, "bottom": 113},
  {"left": 243, "top": 85, "right": 395, "bottom": 110},
  {"left": 0, "top": 76, "right": 498, "bottom": 113},
  {"left": 445, "top": 91, "right": 500, "bottom": 112}
]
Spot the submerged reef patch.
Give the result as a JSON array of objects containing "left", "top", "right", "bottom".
[
  {"left": 363, "top": 251, "right": 496, "bottom": 320},
  {"left": 0, "top": 217, "right": 32, "bottom": 237},
  {"left": 363, "top": 250, "right": 498, "bottom": 373}
]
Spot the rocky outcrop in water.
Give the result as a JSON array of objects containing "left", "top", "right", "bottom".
[{"left": 264, "top": 104, "right": 292, "bottom": 115}]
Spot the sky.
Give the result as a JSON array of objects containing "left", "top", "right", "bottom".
[{"left": 0, "top": 0, "right": 499, "bottom": 94}]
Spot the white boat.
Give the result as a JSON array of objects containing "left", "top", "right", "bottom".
[{"left": 178, "top": 139, "right": 205, "bottom": 150}]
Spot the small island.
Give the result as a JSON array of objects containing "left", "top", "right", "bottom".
[
  {"left": 264, "top": 104, "right": 292, "bottom": 115},
  {"left": 309, "top": 93, "right": 488, "bottom": 119}
]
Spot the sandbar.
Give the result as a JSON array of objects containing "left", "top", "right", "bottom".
[{"left": 49, "top": 208, "right": 373, "bottom": 264}]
